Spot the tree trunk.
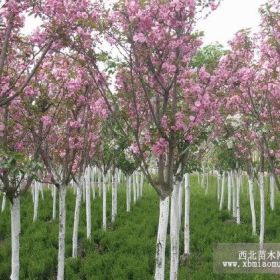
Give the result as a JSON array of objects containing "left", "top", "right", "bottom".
[
  {"left": 140, "top": 172, "right": 144, "bottom": 197},
  {"left": 178, "top": 181, "right": 183, "bottom": 228},
  {"left": 227, "top": 171, "right": 231, "bottom": 211},
  {"left": 236, "top": 171, "right": 241, "bottom": 224},
  {"left": 91, "top": 168, "right": 96, "bottom": 200},
  {"left": 270, "top": 174, "right": 275, "bottom": 211},
  {"left": 217, "top": 173, "right": 220, "bottom": 201},
  {"left": 184, "top": 173, "right": 190, "bottom": 257},
  {"left": 232, "top": 171, "right": 237, "bottom": 218},
  {"left": 10, "top": 196, "right": 20, "bottom": 280},
  {"left": 219, "top": 172, "right": 225, "bottom": 211},
  {"left": 205, "top": 172, "right": 209, "bottom": 194},
  {"left": 102, "top": 173, "right": 107, "bottom": 230},
  {"left": 170, "top": 182, "right": 180, "bottom": 280},
  {"left": 33, "top": 182, "right": 39, "bottom": 222},
  {"left": 57, "top": 186, "right": 66, "bottom": 280},
  {"left": 98, "top": 169, "right": 101, "bottom": 197},
  {"left": 126, "top": 176, "right": 131, "bottom": 212},
  {"left": 72, "top": 184, "right": 82, "bottom": 258},
  {"left": 259, "top": 172, "right": 265, "bottom": 249},
  {"left": 248, "top": 175, "right": 257, "bottom": 235},
  {"left": 154, "top": 196, "right": 169, "bottom": 280},
  {"left": 1, "top": 192, "right": 6, "bottom": 212},
  {"left": 85, "top": 169, "right": 91, "bottom": 240},
  {"left": 133, "top": 173, "right": 137, "bottom": 204},
  {"left": 40, "top": 183, "right": 44, "bottom": 200},
  {"left": 112, "top": 173, "right": 117, "bottom": 223}
]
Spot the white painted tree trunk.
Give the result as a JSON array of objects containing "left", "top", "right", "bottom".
[
  {"left": 102, "top": 173, "right": 107, "bottom": 230},
  {"left": 248, "top": 175, "right": 256, "bottom": 235},
  {"left": 170, "top": 182, "right": 180, "bottom": 280},
  {"left": 201, "top": 166, "right": 205, "bottom": 188},
  {"left": 227, "top": 171, "right": 231, "bottom": 211},
  {"left": 40, "top": 183, "right": 44, "bottom": 200},
  {"left": 52, "top": 185, "right": 57, "bottom": 220},
  {"left": 112, "top": 172, "right": 118, "bottom": 223},
  {"left": 259, "top": 172, "right": 265, "bottom": 249},
  {"left": 154, "top": 196, "right": 169, "bottom": 280},
  {"left": 136, "top": 172, "right": 140, "bottom": 200},
  {"left": 33, "top": 182, "right": 39, "bottom": 222},
  {"left": 133, "top": 173, "right": 137, "bottom": 203},
  {"left": 236, "top": 172, "right": 241, "bottom": 224},
  {"left": 72, "top": 184, "right": 82, "bottom": 258},
  {"left": 217, "top": 173, "right": 220, "bottom": 201},
  {"left": 232, "top": 171, "right": 237, "bottom": 218},
  {"left": 205, "top": 172, "right": 209, "bottom": 194},
  {"left": 140, "top": 172, "right": 144, "bottom": 197},
  {"left": 82, "top": 179, "right": 86, "bottom": 203},
  {"left": 1, "top": 192, "right": 6, "bottom": 212},
  {"left": 57, "top": 186, "right": 66, "bottom": 280},
  {"left": 85, "top": 169, "right": 91, "bottom": 240},
  {"left": 178, "top": 181, "right": 183, "bottom": 228},
  {"left": 219, "top": 173, "right": 225, "bottom": 211},
  {"left": 91, "top": 168, "right": 96, "bottom": 200},
  {"left": 10, "top": 196, "right": 20, "bottom": 280},
  {"left": 270, "top": 174, "right": 275, "bottom": 211},
  {"left": 184, "top": 173, "right": 190, "bottom": 257},
  {"left": 126, "top": 176, "right": 131, "bottom": 212}
]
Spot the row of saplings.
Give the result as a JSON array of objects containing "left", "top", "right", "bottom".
[{"left": 0, "top": 165, "right": 276, "bottom": 279}]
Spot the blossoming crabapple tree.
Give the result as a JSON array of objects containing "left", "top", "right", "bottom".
[{"left": 78, "top": 1, "right": 222, "bottom": 279}]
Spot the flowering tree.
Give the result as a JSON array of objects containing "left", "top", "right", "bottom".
[
  {"left": 72, "top": 1, "right": 222, "bottom": 279},
  {"left": 31, "top": 54, "right": 103, "bottom": 280}
]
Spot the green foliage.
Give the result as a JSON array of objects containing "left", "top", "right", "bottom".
[
  {"left": 191, "top": 43, "right": 226, "bottom": 72},
  {"left": 0, "top": 177, "right": 279, "bottom": 279},
  {"left": 0, "top": 148, "right": 42, "bottom": 180}
]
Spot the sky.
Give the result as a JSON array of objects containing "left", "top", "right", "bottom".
[
  {"left": 23, "top": 0, "right": 267, "bottom": 48},
  {"left": 197, "top": 0, "right": 267, "bottom": 47}
]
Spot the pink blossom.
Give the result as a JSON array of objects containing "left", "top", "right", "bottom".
[
  {"left": 129, "top": 143, "right": 140, "bottom": 154},
  {"left": 152, "top": 138, "right": 169, "bottom": 156},
  {"left": 173, "top": 112, "right": 185, "bottom": 131},
  {"left": 189, "top": 115, "right": 195, "bottom": 122},
  {"left": 133, "top": 32, "right": 146, "bottom": 43},
  {"left": 41, "top": 116, "right": 52, "bottom": 128}
]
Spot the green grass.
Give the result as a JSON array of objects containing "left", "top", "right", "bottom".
[{"left": 0, "top": 175, "right": 279, "bottom": 279}]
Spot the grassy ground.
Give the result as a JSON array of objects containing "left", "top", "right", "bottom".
[{"left": 0, "top": 175, "right": 280, "bottom": 279}]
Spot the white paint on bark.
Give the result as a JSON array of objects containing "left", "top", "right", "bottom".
[
  {"left": 219, "top": 172, "right": 225, "bottom": 211},
  {"left": 232, "top": 171, "right": 237, "bottom": 218},
  {"left": 10, "top": 196, "right": 20, "bottom": 280},
  {"left": 112, "top": 172, "right": 118, "bottom": 223},
  {"left": 72, "top": 183, "right": 82, "bottom": 258},
  {"left": 126, "top": 176, "right": 131, "bottom": 212},
  {"left": 57, "top": 186, "right": 66, "bottom": 280},
  {"left": 259, "top": 172, "right": 265, "bottom": 249},
  {"left": 184, "top": 173, "right": 190, "bottom": 256},
  {"left": 154, "top": 196, "right": 169, "bottom": 280},
  {"left": 270, "top": 174, "right": 275, "bottom": 211},
  {"left": 102, "top": 173, "right": 107, "bottom": 230},
  {"left": 227, "top": 171, "right": 231, "bottom": 212},
  {"left": 248, "top": 175, "right": 257, "bottom": 235},
  {"left": 33, "top": 182, "right": 39, "bottom": 222},
  {"left": 236, "top": 172, "right": 241, "bottom": 224},
  {"left": 170, "top": 182, "right": 180, "bottom": 280},
  {"left": 85, "top": 168, "right": 91, "bottom": 240},
  {"left": 1, "top": 192, "right": 6, "bottom": 212}
]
